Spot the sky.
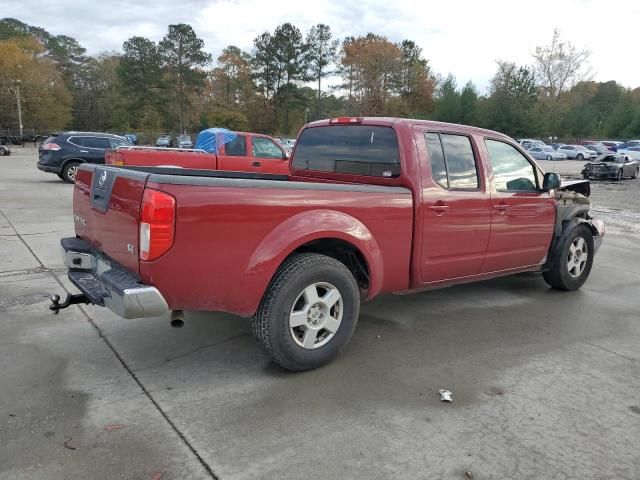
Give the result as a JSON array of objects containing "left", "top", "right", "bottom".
[{"left": 2, "top": 0, "right": 638, "bottom": 93}]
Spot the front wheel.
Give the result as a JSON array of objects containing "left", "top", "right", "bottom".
[
  {"left": 0, "top": 147, "right": 7, "bottom": 156},
  {"left": 577, "top": 153, "right": 584, "bottom": 160},
  {"left": 616, "top": 169, "right": 623, "bottom": 181},
  {"left": 543, "top": 225, "right": 594, "bottom": 291},
  {"left": 632, "top": 168, "right": 638, "bottom": 179},
  {"left": 251, "top": 253, "right": 360, "bottom": 371},
  {"left": 547, "top": 155, "right": 553, "bottom": 160},
  {"left": 62, "top": 161, "right": 81, "bottom": 183}
]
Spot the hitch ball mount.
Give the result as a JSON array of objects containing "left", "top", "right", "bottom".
[{"left": 49, "top": 293, "right": 89, "bottom": 314}]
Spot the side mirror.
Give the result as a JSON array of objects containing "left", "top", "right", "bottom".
[{"left": 543, "top": 172, "right": 561, "bottom": 191}]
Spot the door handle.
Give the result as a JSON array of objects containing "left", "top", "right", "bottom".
[
  {"left": 80, "top": 150, "right": 89, "bottom": 153},
  {"left": 493, "top": 203, "right": 509, "bottom": 213},
  {"left": 252, "top": 161, "right": 261, "bottom": 167},
  {"left": 428, "top": 203, "right": 449, "bottom": 215}
]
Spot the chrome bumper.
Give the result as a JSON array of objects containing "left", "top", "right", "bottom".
[{"left": 62, "top": 239, "right": 169, "bottom": 319}]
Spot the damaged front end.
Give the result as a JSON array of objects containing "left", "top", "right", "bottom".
[{"left": 542, "top": 179, "right": 605, "bottom": 270}]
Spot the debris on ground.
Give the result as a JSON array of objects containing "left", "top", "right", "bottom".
[
  {"left": 104, "top": 424, "right": 125, "bottom": 431},
  {"left": 464, "top": 470, "right": 473, "bottom": 479},
  {"left": 439, "top": 389, "right": 453, "bottom": 402},
  {"left": 63, "top": 436, "right": 76, "bottom": 450}
]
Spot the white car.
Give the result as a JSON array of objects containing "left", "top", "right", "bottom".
[
  {"left": 527, "top": 145, "right": 568, "bottom": 161},
  {"left": 618, "top": 147, "right": 640, "bottom": 161}
]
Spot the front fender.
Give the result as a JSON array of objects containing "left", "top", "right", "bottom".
[
  {"left": 240, "top": 209, "right": 384, "bottom": 314},
  {"left": 543, "top": 216, "right": 604, "bottom": 271}
]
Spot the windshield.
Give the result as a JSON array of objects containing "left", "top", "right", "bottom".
[{"left": 598, "top": 155, "right": 621, "bottom": 163}]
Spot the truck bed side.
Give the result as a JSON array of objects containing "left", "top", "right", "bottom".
[{"left": 140, "top": 174, "right": 413, "bottom": 316}]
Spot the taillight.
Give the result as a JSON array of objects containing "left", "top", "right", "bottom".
[
  {"left": 42, "top": 143, "right": 61, "bottom": 151},
  {"left": 329, "top": 117, "right": 363, "bottom": 124},
  {"left": 139, "top": 189, "right": 176, "bottom": 261}
]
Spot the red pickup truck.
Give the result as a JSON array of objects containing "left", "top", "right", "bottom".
[
  {"left": 105, "top": 131, "right": 290, "bottom": 175},
  {"left": 53, "top": 117, "right": 604, "bottom": 371}
]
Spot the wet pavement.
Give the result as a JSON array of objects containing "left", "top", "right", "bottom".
[{"left": 1, "top": 148, "right": 639, "bottom": 479}]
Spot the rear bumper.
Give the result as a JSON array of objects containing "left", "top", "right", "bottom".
[
  {"left": 61, "top": 237, "right": 168, "bottom": 319},
  {"left": 37, "top": 162, "right": 61, "bottom": 174}
]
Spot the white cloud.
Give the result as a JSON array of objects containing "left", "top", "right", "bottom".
[{"left": 3, "top": 0, "right": 639, "bottom": 92}]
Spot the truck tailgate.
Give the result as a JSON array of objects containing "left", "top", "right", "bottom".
[{"left": 73, "top": 164, "right": 150, "bottom": 274}]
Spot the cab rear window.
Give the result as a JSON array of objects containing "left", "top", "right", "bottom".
[{"left": 292, "top": 125, "right": 400, "bottom": 177}]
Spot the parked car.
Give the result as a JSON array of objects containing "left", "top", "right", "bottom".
[
  {"left": 52, "top": 117, "right": 605, "bottom": 371},
  {"left": 176, "top": 134, "right": 193, "bottom": 149},
  {"left": 107, "top": 129, "right": 290, "bottom": 175},
  {"left": 600, "top": 140, "right": 623, "bottom": 152},
  {"left": 584, "top": 143, "right": 612, "bottom": 155},
  {"left": 582, "top": 154, "right": 639, "bottom": 180},
  {"left": 0, "top": 145, "right": 10, "bottom": 156},
  {"left": 550, "top": 143, "right": 566, "bottom": 150},
  {"left": 518, "top": 138, "right": 547, "bottom": 149},
  {"left": 527, "top": 145, "right": 568, "bottom": 161},
  {"left": 616, "top": 140, "right": 640, "bottom": 151},
  {"left": 557, "top": 144, "right": 597, "bottom": 160},
  {"left": 124, "top": 133, "right": 138, "bottom": 145},
  {"left": 155, "top": 135, "right": 173, "bottom": 148},
  {"left": 37, "top": 132, "right": 131, "bottom": 183},
  {"left": 617, "top": 146, "right": 640, "bottom": 161}
]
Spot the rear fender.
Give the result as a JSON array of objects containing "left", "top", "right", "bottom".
[{"left": 241, "top": 210, "right": 384, "bottom": 313}]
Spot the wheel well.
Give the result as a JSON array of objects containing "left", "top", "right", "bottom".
[
  {"left": 62, "top": 158, "right": 85, "bottom": 170},
  {"left": 291, "top": 238, "right": 370, "bottom": 292}
]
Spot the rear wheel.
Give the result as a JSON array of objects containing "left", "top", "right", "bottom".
[
  {"left": 577, "top": 153, "right": 584, "bottom": 160},
  {"left": 0, "top": 147, "right": 6, "bottom": 156},
  {"left": 251, "top": 253, "right": 360, "bottom": 371},
  {"left": 632, "top": 168, "right": 638, "bottom": 179},
  {"left": 546, "top": 155, "right": 552, "bottom": 160},
  {"left": 543, "top": 225, "right": 594, "bottom": 291},
  {"left": 62, "top": 161, "right": 80, "bottom": 183}
]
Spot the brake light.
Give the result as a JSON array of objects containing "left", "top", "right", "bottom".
[
  {"left": 139, "top": 189, "right": 176, "bottom": 261},
  {"left": 329, "top": 117, "right": 363, "bottom": 124},
  {"left": 42, "top": 143, "right": 61, "bottom": 151}
]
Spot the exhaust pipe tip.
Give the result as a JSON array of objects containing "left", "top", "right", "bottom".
[{"left": 170, "top": 310, "right": 184, "bottom": 328}]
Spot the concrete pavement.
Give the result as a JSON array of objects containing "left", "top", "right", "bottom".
[{"left": 1, "top": 148, "right": 638, "bottom": 479}]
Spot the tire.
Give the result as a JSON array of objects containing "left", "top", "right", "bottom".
[
  {"left": 546, "top": 155, "right": 552, "bottom": 160},
  {"left": 633, "top": 168, "right": 638, "bottom": 179},
  {"left": 582, "top": 173, "right": 589, "bottom": 180},
  {"left": 62, "top": 161, "right": 81, "bottom": 183},
  {"left": 616, "top": 169, "right": 623, "bottom": 181},
  {"left": 251, "top": 253, "right": 360, "bottom": 371},
  {"left": 543, "top": 225, "right": 594, "bottom": 291},
  {"left": 577, "top": 153, "right": 584, "bottom": 160},
  {"left": 0, "top": 147, "right": 6, "bottom": 156}
]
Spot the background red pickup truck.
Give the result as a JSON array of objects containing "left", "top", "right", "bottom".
[
  {"left": 105, "top": 131, "right": 290, "bottom": 175},
  {"left": 56, "top": 117, "right": 604, "bottom": 371}
]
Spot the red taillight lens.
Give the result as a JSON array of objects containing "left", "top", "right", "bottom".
[
  {"left": 329, "top": 117, "right": 363, "bottom": 124},
  {"left": 139, "top": 189, "right": 176, "bottom": 261},
  {"left": 42, "top": 142, "right": 61, "bottom": 151}
]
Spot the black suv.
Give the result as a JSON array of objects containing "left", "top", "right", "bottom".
[{"left": 38, "top": 132, "right": 131, "bottom": 183}]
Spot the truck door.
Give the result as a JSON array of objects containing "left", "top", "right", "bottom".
[
  {"left": 416, "top": 128, "right": 492, "bottom": 283},
  {"left": 218, "top": 134, "right": 251, "bottom": 172},
  {"left": 251, "top": 136, "right": 290, "bottom": 174},
  {"left": 481, "top": 138, "right": 555, "bottom": 273}
]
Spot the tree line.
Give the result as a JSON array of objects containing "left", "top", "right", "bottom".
[{"left": 1, "top": 18, "right": 639, "bottom": 140}]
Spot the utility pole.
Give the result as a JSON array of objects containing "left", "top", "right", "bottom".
[{"left": 14, "top": 79, "right": 23, "bottom": 141}]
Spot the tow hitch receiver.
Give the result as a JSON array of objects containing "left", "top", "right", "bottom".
[{"left": 49, "top": 293, "right": 90, "bottom": 314}]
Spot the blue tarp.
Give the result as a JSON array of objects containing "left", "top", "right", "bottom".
[{"left": 194, "top": 128, "right": 237, "bottom": 154}]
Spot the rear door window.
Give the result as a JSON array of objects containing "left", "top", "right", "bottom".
[
  {"left": 424, "top": 132, "right": 479, "bottom": 190},
  {"left": 292, "top": 125, "right": 400, "bottom": 177},
  {"left": 83, "top": 137, "right": 111, "bottom": 149},
  {"left": 224, "top": 135, "right": 247, "bottom": 156}
]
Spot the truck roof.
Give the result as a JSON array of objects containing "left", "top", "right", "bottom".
[{"left": 305, "top": 117, "right": 513, "bottom": 142}]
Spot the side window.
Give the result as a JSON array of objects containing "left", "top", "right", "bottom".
[
  {"left": 224, "top": 135, "right": 247, "bottom": 156},
  {"left": 109, "top": 138, "right": 129, "bottom": 148},
  {"left": 67, "top": 136, "right": 84, "bottom": 147},
  {"left": 424, "top": 132, "right": 479, "bottom": 190},
  {"left": 440, "top": 134, "right": 479, "bottom": 190},
  {"left": 84, "top": 137, "right": 111, "bottom": 149},
  {"left": 485, "top": 139, "right": 538, "bottom": 192},
  {"left": 424, "top": 132, "right": 448, "bottom": 188},
  {"left": 252, "top": 137, "right": 284, "bottom": 159}
]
